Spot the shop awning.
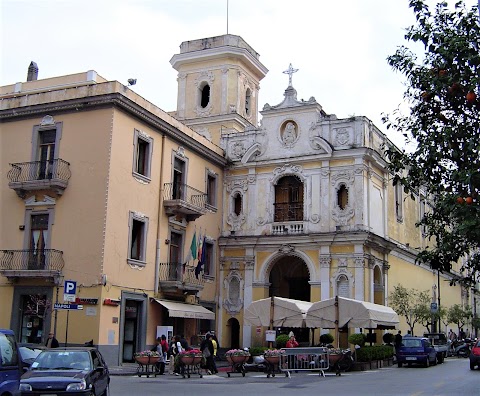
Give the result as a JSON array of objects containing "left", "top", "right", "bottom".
[{"left": 152, "top": 299, "right": 215, "bottom": 320}]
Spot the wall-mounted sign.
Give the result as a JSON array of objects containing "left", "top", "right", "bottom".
[
  {"left": 103, "top": 298, "right": 120, "bottom": 306},
  {"left": 75, "top": 297, "right": 98, "bottom": 305},
  {"left": 54, "top": 303, "right": 83, "bottom": 310},
  {"left": 265, "top": 330, "right": 276, "bottom": 342}
]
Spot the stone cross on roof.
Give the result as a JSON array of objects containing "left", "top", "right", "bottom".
[{"left": 282, "top": 63, "right": 298, "bottom": 87}]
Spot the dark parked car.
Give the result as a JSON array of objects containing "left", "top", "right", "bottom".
[
  {"left": 396, "top": 336, "right": 437, "bottom": 368},
  {"left": 19, "top": 346, "right": 44, "bottom": 370},
  {"left": 19, "top": 347, "right": 109, "bottom": 396},
  {"left": 470, "top": 339, "right": 480, "bottom": 370}
]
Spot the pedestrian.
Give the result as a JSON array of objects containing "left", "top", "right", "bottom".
[
  {"left": 200, "top": 333, "right": 215, "bottom": 375},
  {"left": 172, "top": 335, "right": 184, "bottom": 376},
  {"left": 208, "top": 332, "right": 219, "bottom": 374},
  {"left": 448, "top": 329, "right": 456, "bottom": 342},
  {"left": 459, "top": 328, "right": 466, "bottom": 340},
  {"left": 152, "top": 337, "right": 165, "bottom": 375},
  {"left": 160, "top": 335, "right": 169, "bottom": 363},
  {"left": 180, "top": 334, "right": 189, "bottom": 351},
  {"left": 45, "top": 332, "right": 59, "bottom": 348},
  {"left": 285, "top": 332, "right": 299, "bottom": 370},
  {"left": 394, "top": 330, "right": 402, "bottom": 352}
]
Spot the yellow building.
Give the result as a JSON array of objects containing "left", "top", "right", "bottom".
[{"left": 0, "top": 34, "right": 476, "bottom": 365}]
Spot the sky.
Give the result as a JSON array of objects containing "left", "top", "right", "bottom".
[{"left": 1, "top": 0, "right": 477, "bottom": 148}]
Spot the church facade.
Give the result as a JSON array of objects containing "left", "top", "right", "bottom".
[{"left": 0, "top": 33, "right": 473, "bottom": 364}]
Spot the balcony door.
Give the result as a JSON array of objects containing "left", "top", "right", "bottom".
[
  {"left": 37, "top": 129, "right": 56, "bottom": 180},
  {"left": 172, "top": 157, "right": 185, "bottom": 200},
  {"left": 169, "top": 232, "right": 183, "bottom": 281},
  {"left": 29, "top": 214, "right": 49, "bottom": 270}
]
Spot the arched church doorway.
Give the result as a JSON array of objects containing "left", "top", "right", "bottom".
[
  {"left": 226, "top": 318, "right": 240, "bottom": 349},
  {"left": 269, "top": 255, "right": 310, "bottom": 301},
  {"left": 268, "top": 255, "right": 311, "bottom": 344},
  {"left": 373, "top": 266, "right": 384, "bottom": 305}
]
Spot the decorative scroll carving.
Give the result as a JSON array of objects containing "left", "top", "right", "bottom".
[
  {"left": 226, "top": 179, "right": 248, "bottom": 193},
  {"left": 40, "top": 115, "right": 55, "bottom": 126},
  {"left": 320, "top": 256, "right": 331, "bottom": 268},
  {"left": 279, "top": 244, "right": 295, "bottom": 254},
  {"left": 310, "top": 214, "right": 320, "bottom": 223},
  {"left": 334, "top": 127, "right": 353, "bottom": 146},
  {"left": 176, "top": 147, "right": 185, "bottom": 158}
]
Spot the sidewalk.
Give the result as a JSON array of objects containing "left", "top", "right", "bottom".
[{"left": 109, "top": 359, "right": 231, "bottom": 376}]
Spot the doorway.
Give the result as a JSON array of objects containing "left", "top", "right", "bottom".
[
  {"left": 269, "top": 255, "right": 310, "bottom": 301},
  {"left": 227, "top": 318, "right": 240, "bottom": 349},
  {"left": 122, "top": 300, "right": 142, "bottom": 362}
]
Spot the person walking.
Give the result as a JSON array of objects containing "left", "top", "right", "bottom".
[
  {"left": 210, "top": 332, "right": 219, "bottom": 374},
  {"left": 172, "top": 335, "right": 184, "bottom": 376},
  {"left": 45, "top": 332, "right": 59, "bottom": 348},
  {"left": 200, "top": 333, "right": 215, "bottom": 375},
  {"left": 160, "top": 335, "right": 169, "bottom": 363},
  {"left": 394, "top": 330, "right": 403, "bottom": 355},
  {"left": 152, "top": 337, "right": 165, "bottom": 375}
]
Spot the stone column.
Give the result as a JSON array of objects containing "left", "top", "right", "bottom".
[
  {"left": 177, "top": 72, "right": 187, "bottom": 119},
  {"left": 242, "top": 258, "right": 255, "bottom": 348},
  {"left": 354, "top": 256, "right": 365, "bottom": 301}
]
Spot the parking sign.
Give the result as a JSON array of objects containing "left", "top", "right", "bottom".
[{"left": 64, "top": 280, "right": 77, "bottom": 302}]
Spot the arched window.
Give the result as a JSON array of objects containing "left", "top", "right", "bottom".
[
  {"left": 200, "top": 84, "right": 210, "bottom": 108},
  {"left": 337, "top": 184, "right": 348, "bottom": 210},
  {"left": 274, "top": 176, "right": 304, "bottom": 222},
  {"left": 233, "top": 193, "right": 242, "bottom": 215}
]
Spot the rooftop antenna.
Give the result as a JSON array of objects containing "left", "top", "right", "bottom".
[{"left": 226, "top": 0, "right": 229, "bottom": 34}]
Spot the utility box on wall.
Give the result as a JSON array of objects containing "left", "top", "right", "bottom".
[{"left": 156, "top": 326, "right": 173, "bottom": 340}]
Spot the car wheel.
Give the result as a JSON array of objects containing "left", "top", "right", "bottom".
[{"left": 424, "top": 358, "right": 430, "bottom": 368}]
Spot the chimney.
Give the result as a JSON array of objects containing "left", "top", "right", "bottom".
[{"left": 27, "top": 61, "right": 38, "bottom": 81}]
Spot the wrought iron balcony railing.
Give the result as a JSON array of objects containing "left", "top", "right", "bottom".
[
  {"left": 7, "top": 159, "right": 71, "bottom": 197},
  {"left": 163, "top": 183, "right": 208, "bottom": 221},
  {"left": 158, "top": 262, "right": 205, "bottom": 290},
  {"left": 0, "top": 249, "right": 65, "bottom": 272},
  {"left": 273, "top": 202, "right": 304, "bottom": 222}
]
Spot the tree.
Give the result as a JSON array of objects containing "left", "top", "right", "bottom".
[
  {"left": 447, "top": 303, "right": 472, "bottom": 333},
  {"left": 389, "top": 284, "right": 431, "bottom": 334},
  {"left": 383, "top": 0, "right": 480, "bottom": 285}
]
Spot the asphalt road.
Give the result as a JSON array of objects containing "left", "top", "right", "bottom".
[{"left": 109, "top": 357, "right": 477, "bottom": 396}]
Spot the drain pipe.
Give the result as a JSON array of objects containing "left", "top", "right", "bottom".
[{"left": 154, "top": 134, "right": 166, "bottom": 295}]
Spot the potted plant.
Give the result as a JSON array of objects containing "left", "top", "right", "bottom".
[
  {"left": 263, "top": 349, "right": 285, "bottom": 364},
  {"left": 275, "top": 334, "right": 289, "bottom": 349},
  {"left": 178, "top": 348, "right": 202, "bottom": 365},
  {"left": 134, "top": 350, "right": 160, "bottom": 365},
  {"left": 225, "top": 349, "right": 250, "bottom": 365},
  {"left": 319, "top": 333, "right": 334, "bottom": 347}
]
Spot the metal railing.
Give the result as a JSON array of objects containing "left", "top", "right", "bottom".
[
  {"left": 274, "top": 202, "right": 304, "bottom": 222},
  {"left": 279, "top": 347, "right": 329, "bottom": 378},
  {"left": 158, "top": 262, "right": 205, "bottom": 288},
  {"left": 0, "top": 249, "right": 65, "bottom": 272},
  {"left": 7, "top": 159, "right": 71, "bottom": 183},
  {"left": 163, "top": 183, "right": 207, "bottom": 208}
]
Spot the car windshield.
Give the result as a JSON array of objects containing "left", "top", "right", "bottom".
[
  {"left": 19, "top": 347, "right": 42, "bottom": 360},
  {"left": 403, "top": 339, "right": 422, "bottom": 348},
  {"left": 31, "top": 351, "right": 92, "bottom": 371}
]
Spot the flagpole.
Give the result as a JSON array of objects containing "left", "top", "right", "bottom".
[{"left": 227, "top": 0, "right": 229, "bottom": 34}]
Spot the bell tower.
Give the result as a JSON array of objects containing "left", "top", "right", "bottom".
[{"left": 170, "top": 34, "right": 268, "bottom": 145}]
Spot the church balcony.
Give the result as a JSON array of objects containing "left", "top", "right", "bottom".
[
  {"left": 7, "top": 159, "right": 71, "bottom": 198},
  {"left": 271, "top": 222, "right": 304, "bottom": 235},
  {"left": 273, "top": 203, "right": 304, "bottom": 222},
  {"left": 0, "top": 249, "right": 64, "bottom": 282},
  {"left": 163, "top": 183, "right": 208, "bottom": 221},
  {"left": 158, "top": 262, "right": 205, "bottom": 293}
]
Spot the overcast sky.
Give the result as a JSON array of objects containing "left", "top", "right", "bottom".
[{"left": 1, "top": 0, "right": 477, "bottom": 147}]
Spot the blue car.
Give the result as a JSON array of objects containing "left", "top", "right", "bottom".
[
  {"left": 397, "top": 336, "right": 437, "bottom": 368},
  {"left": 0, "top": 329, "right": 23, "bottom": 396}
]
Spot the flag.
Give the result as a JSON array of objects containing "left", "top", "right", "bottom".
[
  {"left": 197, "top": 231, "right": 203, "bottom": 262},
  {"left": 195, "top": 232, "right": 207, "bottom": 278},
  {"left": 187, "top": 230, "right": 197, "bottom": 263}
]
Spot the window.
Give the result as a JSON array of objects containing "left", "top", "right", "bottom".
[
  {"left": 28, "top": 214, "right": 49, "bottom": 270},
  {"left": 336, "top": 275, "right": 349, "bottom": 298},
  {"left": 395, "top": 182, "right": 403, "bottom": 221},
  {"left": 169, "top": 231, "right": 183, "bottom": 281},
  {"left": 337, "top": 184, "right": 348, "bottom": 210},
  {"left": 274, "top": 176, "right": 304, "bottom": 222},
  {"left": 128, "top": 212, "right": 149, "bottom": 266},
  {"left": 31, "top": 117, "right": 63, "bottom": 180},
  {"left": 245, "top": 88, "right": 251, "bottom": 116},
  {"left": 133, "top": 129, "right": 153, "bottom": 181},
  {"left": 233, "top": 193, "right": 242, "bottom": 215},
  {"left": 200, "top": 84, "right": 210, "bottom": 108},
  {"left": 206, "top": 172, "right": 217, "bottom": 207},
  {"left": 203, "top": 241, "right": 214, "bottom": 276},
  {"left": 172, "top": 157, "right": 185, "bottom": 199}
]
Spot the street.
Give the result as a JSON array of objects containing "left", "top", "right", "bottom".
[{"left": 109, "top": 357, "right": 477, "bottom": 396}]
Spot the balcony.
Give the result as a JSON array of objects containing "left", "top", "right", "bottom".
[
  {"left": 274, "top": 202, "right": 304, "bottom": 222},
  {"left": 0, "top": 249, "right": 64, "bottom": 281},
  {"left": 7, "top": 159, "right": 71, "bottom": 198},
  {"left": 163, "top": 183, "right": 208, "bottom": 221},
  {"left": 271, "top": 222, "right": 304, "bottom": 235},
  {"left": 158, "top": 262, "right": 205, "bottom": 293}
]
